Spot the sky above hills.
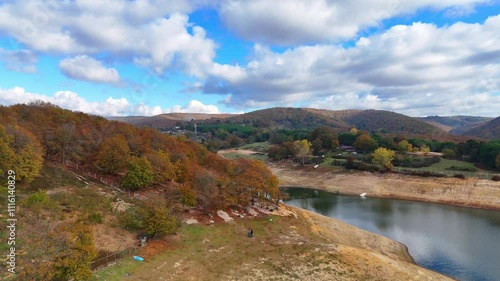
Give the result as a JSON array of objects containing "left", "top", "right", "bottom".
[{"left": 0, "top": 0, "right": 499, "bottom": 117}]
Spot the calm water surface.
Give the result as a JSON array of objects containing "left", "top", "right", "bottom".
[{"left": 286, "top": 187, "right": 500, "bottom": 281}]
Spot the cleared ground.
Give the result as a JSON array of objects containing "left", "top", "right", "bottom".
[{"left": 93, "top": 205, "right": 452, "bottom": 281}]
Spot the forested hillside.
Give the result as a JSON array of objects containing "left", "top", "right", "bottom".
[
  {"left": 342, "top": 110, "right": 448, "bottom": 137},
  {"left": 462, "top": 116, "right": 500, "bottom": 140},
  {"left": 109, "top": 113, "right": 234, "bottom": 129},
  {"left": 201, "top": 108, "right": 452, "bottom": 140},
  {"left": 420, "top": 115, "right": 493, "bottom": 135},
  {"left": 113, "top": 107, "right": 460, "bottom": 142},
  {"left": 0, "top": 102, "right": 279, "bottom": 280},
  {"left": 214, "top": 107, "right": 351, "bottom": 130},
  {"left": 0, "top": 101, "right": 278, "bottom": 206}
]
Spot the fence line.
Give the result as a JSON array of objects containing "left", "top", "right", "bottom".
[
  {"left": 91, "top": 247, "right": 139, "bottom": 271},
  {"left": 65, "top": 161, "right": 125, "bottom": 193}
]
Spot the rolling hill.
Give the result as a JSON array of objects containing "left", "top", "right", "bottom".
[
  {"left": 109, "top": 113, "right": 234, "bottom": 129},
  {"left": 201, "top": 108, "right": 453, "bottom": 139},
  {"left": 461, "top": 116, "right": 500, "bottom": 139},
  {"left": 340, "top": 110, "right": 448, "bottom": 137},
  {"left": 419, "top": 116, "right": 493, "bottom": 135},
  {"left": 111, "top": 107, "right": 459, "bottom": 140},
  {"left": 212, "top": 107, "right": 351, "bottom": 130}
]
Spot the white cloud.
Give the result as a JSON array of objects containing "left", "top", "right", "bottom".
[
  {"left": 204, "top": 15, "right": 500, "bottom": 117},
  {"left": 0, "top": 1, "right": 217, "bottom": 77},
  {"left": 169, "top": 100, "right": 221, "bottom": 114},
  {"left": 219, "top": 0, "right": 490, "bottom": 45},
  {"left": 59, "top": 55, "right": 120, "bottom": 84},
  {"left": 0, "top": 86, "right": 221, "bottom": 116},
  {"left": 0, "top": 48, "right": 37, "bottom": 73}
]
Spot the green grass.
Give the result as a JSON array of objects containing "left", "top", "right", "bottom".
[
  {"left": 393, "top": 158, "right": 497, "bottom": 178},
  {"left": 237, "top": 141, "right": 270, "bottom": 152},
  {"left": 426, "top": 159, "right": 477, "bottom": 171},
  {"left": 221, "top": 152, "right": 268, "bottom": 161},
  {"left": 91, "top": 258, "right": 141, "bottom": 281}
]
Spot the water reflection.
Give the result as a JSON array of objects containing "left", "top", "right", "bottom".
[{"left": 285, "top": 187, "right": 500, "bottom": 281}]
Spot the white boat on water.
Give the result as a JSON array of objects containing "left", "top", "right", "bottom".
[{"left": 359, "top": 193, "right": 367, "bottom": 198}]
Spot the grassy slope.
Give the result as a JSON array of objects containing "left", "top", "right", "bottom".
[
  {"left": 93, "top": 207, "right": 451, "bottom": 281},
  {"left": 218, "top": 142, "right": 270, "bottom": 161},
  {"left": 0, "top": 163, "right": 139, "bottom": 281},
  {"left": 237, "top": 142, "right": 271, "bottom": 152},
  {"left": 394, "top": 158, "right": 496, "bottom": 177}
]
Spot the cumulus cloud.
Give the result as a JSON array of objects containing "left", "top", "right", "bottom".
[
  {"left": 169, "top": 100, "right": 221, "bottom": 114},
  {"left": 0, "top": 48, "right": 37, "bottom": 73},
  {"left": 204, "top": 15, "right": 500, "bottom": 116},
  {"left": 0, "top": 1, "right": 216, "bottom": 76},
  {"left": 59, "top": 55, "right": 120, "bottom": 84},
  {"left": 0, "top": 86, "right": 221, "bottom": 116},
  {"left": 219, "top": 0, "right": 490, "bottom": 45}
]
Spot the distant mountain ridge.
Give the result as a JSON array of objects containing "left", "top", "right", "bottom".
[
  {"left": 461, "top": 116, "right": 500, "bottom": 139},
  {"left": 111, "top": 107, "right": 464, "bottom": 140},
  {"left": 209, "top": 107, "right": 351, "bottom": 130},
  {"left": 341, "top": 110, "right": 448, "bottom": 137},
  {"left": 109, "top": 113, "right": 234, "bottom": 129},
  {"left": 419, "top": 116, "right": 493, "bottom": 135}
]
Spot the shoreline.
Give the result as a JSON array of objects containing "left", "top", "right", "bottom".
[
  {"left": 289, "top": 186, "right": 500, "bottom": 212},
  {"left": 268, "top": 162, "right": 500, "bottom": 212}
]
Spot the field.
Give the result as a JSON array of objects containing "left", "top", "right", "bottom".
[
  {"left": 218, "top": 142, "right": 270, "bottom": 161},
  {"left": 393, "top": 158, "right": 498, "bottom": 179},
  {"left": 220, "top": 151, "right": 268, "bottom": 161},
  {"left": 237, "top": 142, "right": 271, "bottom": 152}
]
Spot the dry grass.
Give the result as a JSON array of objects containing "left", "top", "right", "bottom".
[{"left": 93, "top": 206, "right": 452, "bottom": 281}]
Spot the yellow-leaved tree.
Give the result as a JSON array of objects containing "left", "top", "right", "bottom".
[
  {"left": 398, "top": 140, "right": 413, "bottom": 153},
  {"left": 121, "top": 157, "right": 154, "bottom": 191},
  {"left": 145, "top": 150, "right": 176, "bottom": 184},
  {"left": 53, "top": 222, "right": 97, "bottom": 281},
  {"left": 372, "top": 147, "right": 396, "bottom": 170},
  {"left": 293, "top": 139, "right": 312, "bottom": 165},
  {"left": 0, "top": 125, "right": 44, "bottom": 182},
  {"left": 139, "top": 196, "right": 179, "bottom": 238},
  {"left": 95, "top": 136, "right": 130, "bottom": 174}
]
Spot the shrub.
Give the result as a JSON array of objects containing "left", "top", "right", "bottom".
[
  {"left": 118, "top": 208, "right": 143, "bottom": 230},
  {"left": 446, "top": 165, "right": 477, "bottom": 172},
  {"left": 345, "top": 160, "right": 383, "bottom": 172},
  {"left": 398, "top": 170, "right": 447, "bottom": 178},
  {"left": 88, "top": 212, "right": 103, "bottom": 224},
  {"left": 454, "top": 174, "right": 466, "bottom": 179},
  {"left": 23, "top": 189, "right": 55, "bottom": 211},
  {"left": 492, "top": 175, "right": 500, "bottom": 182},
  {"left": 393, "top": 155, "right": 440, "bottom": 168},
  {"left": 24, "top": 189, "right": 50, "bottom": 206}
]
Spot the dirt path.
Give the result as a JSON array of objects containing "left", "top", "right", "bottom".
[{"left": 269, "top": 162, "right": 500, "bottom": 210}]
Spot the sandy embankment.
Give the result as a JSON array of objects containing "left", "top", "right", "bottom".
[{"left": 269, "top": 162, "right": 500, "bottom": 210}]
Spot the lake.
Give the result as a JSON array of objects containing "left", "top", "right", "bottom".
[{"left": 285, "top": 187, "right": 500, "bottom": 281}]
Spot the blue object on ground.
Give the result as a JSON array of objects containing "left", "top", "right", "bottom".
[{"left": 133, "top": 255, "right": 144, "bottom": 261}]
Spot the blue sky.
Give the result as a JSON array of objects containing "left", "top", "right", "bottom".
[{"left": 0, "top": 0, "right": 499, "bottom": 117}]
